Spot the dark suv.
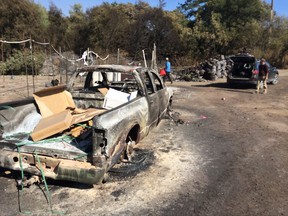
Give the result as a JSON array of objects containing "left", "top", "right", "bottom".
[{"left": 227, "top": 53, "right": 279, "bottom": 86}]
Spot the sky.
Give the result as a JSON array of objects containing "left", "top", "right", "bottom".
[{"left": 36, "top": 0, "right": 287, "bottom": 17}]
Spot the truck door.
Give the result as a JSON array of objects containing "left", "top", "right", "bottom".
[
  {"left": 149, "top": 71, "right": 169, "bottom": 121},
  {"left": 143, "top": 71, "right": 160, "bottom": 129}
]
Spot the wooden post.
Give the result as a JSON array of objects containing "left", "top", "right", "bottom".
[
  {"left": 30, "top": 38, "right": 35, "bottom": 93},
  {"left": 117, "top": 48, "right": 120, "bottom": 64},
  {"left": 59, "top": 47, "right": 62, "bottom": 84},
  {"left": 66, "top": 58, "right": 68, "bottom": 85},
  {"left": 114, "top": 48, "right": 120, "bottom": 81},
  {"left": 151, "top": 43, "right": 157, "bottom": 70},
  {"left": 142, "top": 50, "right": 147, "bottom": 68},
  {"left": 1, "top": 42, "right": 5, "bottom": 86},
  {"left": 25, "top": 53, "right": 29, "bottom": 97}
]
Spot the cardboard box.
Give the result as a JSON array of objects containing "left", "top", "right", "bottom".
[
  {"left": 33, "top": 85, "right": 75, "bottom": 118},
  {"left": 31, "top": 86, "right": 106, "bottom": 141},
  {"left": 30, "top": 110, "right": 72, "bottom": 141},
  {"left": 98, "top": 88, "right": 109, "bottom": 96}
]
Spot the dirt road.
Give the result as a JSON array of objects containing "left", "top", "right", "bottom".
[{"left": 0, "top": 70, "right": 288, "bottom": 216}]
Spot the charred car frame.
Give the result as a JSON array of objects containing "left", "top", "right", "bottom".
[{"left": 0, "top": 65, "right": 173, "bottom": 185}]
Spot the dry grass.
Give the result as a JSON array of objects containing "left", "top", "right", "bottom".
[{"left": 0, "top": 75, "right": 69, "bottom": 103}]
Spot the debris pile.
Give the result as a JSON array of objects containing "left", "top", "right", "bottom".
[
  {"left": 167, "top": 109, "right": 184, "bottom": 125},
  {"left": 174, "top": 55, "right": 233, "bottom": 82}
]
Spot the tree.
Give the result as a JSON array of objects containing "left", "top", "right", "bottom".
[
  {"left": 84, "top": 3, "right": 129, "bottom": 55},
  {"left": 0, "top": 0, "right": 287, "bottom": 69},
  {"left": 0, "top": 0, "right": 48, "bottom": 75},
  {"left": 0, "top": 0, "right": 48, "bottom": 40},
  {"left": 125, "top": 6, "right": 183, "bottom": 60},
  {"left": 47, "top": 3, "right": 68, "bottom": 50},
  {"left": 65, "top": 4, "right": 88, "bottom": 54},
  {"left": 264, "top": 16, "right": 288, "bottom": 66},
  {"left": 158, "top": 0, "right": 166, "bottom": 9},
  {"left": 180, "top": 0, "right": 268, "bottom": 57}
]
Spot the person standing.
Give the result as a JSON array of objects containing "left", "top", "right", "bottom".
[
  {"left": 164, "top": 57, "right": 173, "bottom": 84},
  {"left": 256, "top": 58, "right": 269, "bottom": 94}
]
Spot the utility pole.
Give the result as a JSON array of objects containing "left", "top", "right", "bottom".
[
  {"left": 267, "top": 0, "right": 274, "bottom": 49},
  {"left": 269, "top": 0, "right": 274, "bottom": 35}
]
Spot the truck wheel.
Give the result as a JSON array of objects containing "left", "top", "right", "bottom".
[
  {"left": 121, "top": 141, "right": 136, "bottom": 162},
  {"left": 110, "top": 125, "right": 139, "bottom": 167},
  {"left": 271, "top": 73, "right": 279, "bottom": 85}
]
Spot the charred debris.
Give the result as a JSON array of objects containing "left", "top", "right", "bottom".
[{"left": 173, "top": 55, "right": 233, "bottom": 82}]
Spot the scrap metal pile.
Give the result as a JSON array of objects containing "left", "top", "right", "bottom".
[{"left": 173, "top": 55, "right": 233, "bottom": 82}]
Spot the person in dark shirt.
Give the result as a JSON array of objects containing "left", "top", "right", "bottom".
[{"left": 256, "top": 58, "right": 269, "bottom": 94}]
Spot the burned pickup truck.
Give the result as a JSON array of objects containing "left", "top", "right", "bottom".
[{"left": 0, "top": 65, "right": 173, "bottom": 185}]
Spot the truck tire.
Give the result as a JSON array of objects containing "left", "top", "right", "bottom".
[
  {"left": 271, "top": 73, "right": 279, "bottom": 85},
  {"left": 108, "top": 124, "right": 140, "bottom": 169}
]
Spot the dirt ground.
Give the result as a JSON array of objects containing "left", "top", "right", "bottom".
[
  {"left": 0, "top": 74, "right": 67, "bottom": 103},
  {"left": 0, "top": 70, "right": 288, "bottom": 216}
]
